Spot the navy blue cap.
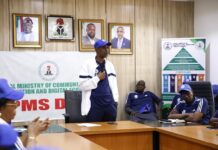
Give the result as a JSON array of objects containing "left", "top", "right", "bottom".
[
  {"left": 0, "top": 124, "right": 18, "bottom": 147},
  {"left": 179, "top": 84, "right": 192, "bottom": 93},
  {"left": 94, "top": 40, "right": 111, "bottom": 49},
  {"left": 0, "top": 79, "right": 24, "bottom": 100}
]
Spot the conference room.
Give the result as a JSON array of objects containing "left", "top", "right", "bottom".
[{"left": 0, "top": 0, "right": 218, "bottom": 150}]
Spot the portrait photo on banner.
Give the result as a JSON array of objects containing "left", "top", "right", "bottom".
[
  {"left": 13, "top": 13, "right": 42, "bottom": 48},
  {"left": 46, "top": 15, "right": 74, "bottom": 41},
  {"left": 109, "top": 23, "right": 133, "bottom": 54},
  {"left": 79, "top": 19, "right": 104, "bottom": 52}
]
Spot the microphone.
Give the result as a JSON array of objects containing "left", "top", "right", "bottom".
[{"left": 101, "top": 61, "right": 105, "bottom": 72}]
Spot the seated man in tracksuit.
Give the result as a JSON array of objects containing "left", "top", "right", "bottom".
[
  {"left": 125, "top": 80, "right": 161, "bottom": 122},
  {"left": 170, "top": 79, "right": 191, "bottom": 109},
  {"left": 79, "top": 39, "right": 119, "bottom": 122},
  {"left": 168, "top": 84, "right": 210, "bottom": 124}
]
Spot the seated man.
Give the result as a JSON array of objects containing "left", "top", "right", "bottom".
[
  {"left": 170, "top": 79, "right": 191, "bottom": 109},
  {"left": 168, "top": 84, "right": 210, "bottom": 124},
  {"left": 125, "top": 80, "right": 161, "bottom": 122}
]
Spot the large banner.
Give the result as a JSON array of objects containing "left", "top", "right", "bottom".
[
  {"left": 0, "top": 51, "right": 94, "bottom": 122},
  {"left": 162, "top": 38, "right": 206, "bottom": 105}
]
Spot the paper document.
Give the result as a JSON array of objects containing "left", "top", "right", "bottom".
[
  {"left": 168, "top": 119, "right": 186, "bottom": 123},
  {"left": 159, "top": 119, "right": 185, "bottom": 123},
  {"left": 14, "top": 127, "right": 27, "bottom": 132},
  {"left": 77, "top": 123, "right": 101, "bottom": 127}
]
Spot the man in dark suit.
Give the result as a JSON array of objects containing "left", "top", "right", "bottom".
[
  {"left": 111, "top": 26, "right": 130, "bottom": 49},
  {"left": 82, "top": 23, "right": 99, "bottom": 46}
]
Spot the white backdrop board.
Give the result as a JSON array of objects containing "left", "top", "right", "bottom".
[
  {"left": 0, "top": 51, "right": 95, "bottom": 122},
  {"left": 161, "top": 38, "right": 206, "bottom": 105}
]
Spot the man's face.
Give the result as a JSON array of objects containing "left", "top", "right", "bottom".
[
  {"left": 117, "top": 27, "right": 124, "bottom": 39},
  {"left": 86, "top": 25, "right": 96, "bottom": 39},
  {"left": 23, "top": 22, "right": 33, "bottom": 33},
  {"left": 0, "top": 101, "right": 19, "bottom": 122},
  {"left": 96, "top": 45, "right": 109, "bottom": 58},
  {"left": 180, "top": 90, "right": 194, "bottom": 103},
  {"left": 136, "top": 81, "right": 145, "bottom": 93}
]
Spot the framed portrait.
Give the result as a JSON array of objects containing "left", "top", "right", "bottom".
[
  {"left": 46, "top": 15, "right": 74, "bottom": 41},
  {"left": 109, "top": 23, "right": 133, "bottom": 54},
  {"left": 13, "top": 13, "right": 42, "bottom": 48},
  {"left": 79, "top": 19, "right": 104, "bottom": 52}
]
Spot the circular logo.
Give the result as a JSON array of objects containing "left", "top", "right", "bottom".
[
  {"left": 195, "top": 41, "right": 205, "bottom": 50},
  {"left": 39, "top": 61, "right": 59, "bottom": 81},
  {"left": 134, "top": 95, "right": 138, "bottom": 99},
  {"left": 163, "top": 42, "right": 172, "bottom": 50}
]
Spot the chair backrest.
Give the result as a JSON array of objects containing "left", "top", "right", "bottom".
[
  {"left": 186, "top": 81, "right": 215, "bottom": 117},
  {"left": 64, "top": 90, "right": 86, "bottom": 123},
  {"left": 212, "top": 84, "right": 218, "bottom": 111},
  {"left": 214, "top": 95, "right": 218, "bottom": 111}
]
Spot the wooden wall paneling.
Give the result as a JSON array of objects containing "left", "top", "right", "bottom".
[
  {"left": 162, "top": 0, "right": 194, "bottom": 38},
  {"left": 76, "top": 0, "right": 106, "bottom": 19},
  {"left": 44, "top": 0, "right": 76, "bottom": 51},
  {"left": 184, "top": 2, "right": 194, "bottom": 36},
  {"left": 135, "top": 0, "right": 163, "bottom": 96},
  {"left": 0, "top": 0, "right": 9, "bottom": 51},
  {"left": 9, "top": 0, "right": 44, "bottom": 51},
  {"left": 106, "top": 0, "right": 135, "bottom": 120},
  {"left": 153, "top": 0, "right": 163, "bottom": 95}
]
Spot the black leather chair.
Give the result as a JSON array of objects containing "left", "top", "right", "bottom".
[
  {"left": 186, "top": 81, "right": 215, "bottom": 117},
  {"left": 212, "top": 84, "right": 218, "bottom": 111},
  {"left": 63, "top": 90, "right": 86, "bottom": 123},
  {"left": 214, "top": 95, "right": 218, "bottom": 111}
]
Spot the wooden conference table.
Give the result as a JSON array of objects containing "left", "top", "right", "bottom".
[
  {"left": 37, "top": 121, "right": 154, "bottom": 150},
  {"left": 62, "top": 121, "right": 154, "bottom": 150},
  {"left": 37, "top": 121, "right": 218, "bottom": 150},
  {"left": 157, "top": 125, "right": 218, "bottom": 150},
  {"left": 37, "top": 132, "right": 106, "bottom": 150}
]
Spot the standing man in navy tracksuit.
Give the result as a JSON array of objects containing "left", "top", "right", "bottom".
[{"left": 79, "top": 39, "right": 119, "bottom": 122}]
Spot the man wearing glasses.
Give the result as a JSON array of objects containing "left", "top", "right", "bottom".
[{"left": 0, "top": 78, "right": 50, "bottom": 149}]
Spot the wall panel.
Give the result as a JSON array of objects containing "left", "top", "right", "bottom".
[
  {"left": 135, "top": 0, "right": 163, "bottom": 96},
  {"left": 163, "top": 0, "right": 194, "bottom": 37},
  {"left": 0, "top": 0, "right": 9, "bottom": 51},
  {"left": 9, "top": 0, "right": 44, "bottom": 51},
  {"left": 44, "top": 0, "right": 76, "bottom": 51},
  {"left": 76, "top": 0, "right": 106, "bottom": 19},
  {"left": 107, "top": 0, "right": 135, "bottom": 120}
]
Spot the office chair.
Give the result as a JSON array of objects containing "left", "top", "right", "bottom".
[
  {"left": 186, "top": 81, "right": 215, "bottom": 117},
  {"left": 63, "top": 90, "right": 86, "bottom": 123},
  {"left": 214, "top": 95, "right": 218, "bottom": 111},
  {"left": 212, "top": 84, "right": 218, "bottom": 111}
]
